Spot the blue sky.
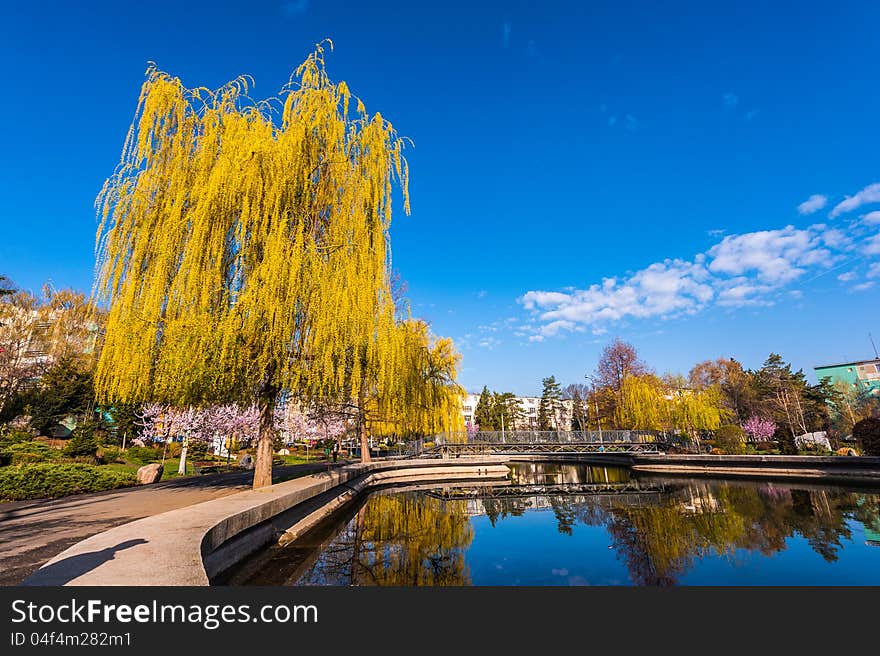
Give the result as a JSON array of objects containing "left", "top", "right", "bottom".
[{"left": 2, "top": 1, "right": 879, "bottom": 395}]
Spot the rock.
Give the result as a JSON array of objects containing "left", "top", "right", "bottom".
[
  {"left": 238, "top": 454, "right": 255, "bottom": 470},
  {"left": 136, "top": 463, "right": 163, "bottom": 485}
]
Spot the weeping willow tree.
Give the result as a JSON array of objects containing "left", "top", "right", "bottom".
[
  {"left": 616, "top": 375, "right": 666, "bottom": 430},
  {"left": 93, "top": 42, "right": 433, "bottom": 487},
  {"left": 616, "top": 374, "right": 728, "bottom": 435},
  {"left": 366, "top": 319, "right": 465, "bottom": 442}
]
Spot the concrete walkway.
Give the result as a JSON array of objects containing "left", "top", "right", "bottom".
[
  {"left": 0, "top": 462, "right": 340, "bottom": 585},
  {"left": 22, "top": 459, "right": 510, "bottom": 586}
]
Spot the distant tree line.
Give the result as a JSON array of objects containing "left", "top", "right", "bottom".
[{"left": 469, "top": 338, "right": 880, "bottom": 454}]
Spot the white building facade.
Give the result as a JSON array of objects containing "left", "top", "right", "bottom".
[{"left": 461, "top": 392, "right": 574, "bottom": 431}]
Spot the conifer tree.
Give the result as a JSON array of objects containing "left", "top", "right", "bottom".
[
  {"left": 538, "top": 375, "right": 563, "bottom": 431},
  {"left": 474, "top": 386, "right": 495, "bottom": 430}
]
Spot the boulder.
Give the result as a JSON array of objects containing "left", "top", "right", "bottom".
[
  {"left": 238, "top": 454, "right": 255, "bottom": 470},
  {"left": 136, "top": 463, "right": 164, "bottom": 485}
]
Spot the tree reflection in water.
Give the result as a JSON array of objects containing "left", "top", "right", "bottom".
[
  {"left": 247, "top": 464, "right": 880, "bottom": 586},
  {"left": 296, "top": 492, "right": 474, "bottom": 586},
  {"left": 598, "top": 482, "right": 880, "bottom": 585}
]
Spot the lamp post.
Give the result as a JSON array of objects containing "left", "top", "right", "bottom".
[{"left": 584, "top": 374, "right": 603, "bottom": 442}]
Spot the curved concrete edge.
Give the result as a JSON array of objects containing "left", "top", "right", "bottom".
[
  {"left": 632, "top": 463, "right": 880, "bottom": 484},
  {"left": 22, "top": 458, "right": 510, "bottom": 587},
  {"left": 630, "top": 454, "right": 880, "bottom": 485}
]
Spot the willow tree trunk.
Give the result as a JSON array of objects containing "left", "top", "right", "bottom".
[
  {"left": 358, "top": 386, "right": 371, "bottom": 464},
  {"left": 253, "top": 388, "right": 278, "bottom": 489}
]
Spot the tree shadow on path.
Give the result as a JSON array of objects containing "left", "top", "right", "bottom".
[{"left": 22, "top": 539, "right": 148, "bottom": 586}]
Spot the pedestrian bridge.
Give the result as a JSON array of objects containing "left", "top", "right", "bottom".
[{"left": 421, "top": 430, "right": 667, "bottom": 457}]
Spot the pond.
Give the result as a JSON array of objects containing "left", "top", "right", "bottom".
[{"left": 228, "top": 462, "right": 880, "bottom": 586}]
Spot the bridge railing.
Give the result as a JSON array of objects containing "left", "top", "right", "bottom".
[{"left": 434, "top": 430, "right": 662, "bottom": 445}]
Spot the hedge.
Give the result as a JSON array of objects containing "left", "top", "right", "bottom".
[
  {"left": 0, "top": 463, "right": 137, "bottom": 502},
  {"left": 0, "top": 441, "right": 62, "bottom": 466}
]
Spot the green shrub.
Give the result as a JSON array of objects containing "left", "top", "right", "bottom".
[
  {"left": 853, "top": 417, "right": 880, "bottom": 456},
  {"left": 63, "top": 429, "right": 99, "bottom": 458},
  {"left": 0, "top": 463, "right": 137, "bottom": 501},
  {"left": 0, "top": 440, "right": 61, "bottom": 465},
  {"left": 714, "top": 425, "right": 747, "bottom": 454},
  {"left": 99, "top": 446, "right": 124, "bottom": 464},
  {"left": 124, "top": 445, "right": 162, "bottom": 465},
  {"left": 0, "top": 429, "right": 35, "bottom": 448}
]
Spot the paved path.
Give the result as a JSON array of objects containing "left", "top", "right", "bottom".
[{"left": 0, "top": 462, "right": 342, "bottom": 585}]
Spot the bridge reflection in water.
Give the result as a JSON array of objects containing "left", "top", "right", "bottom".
[{"left": 228, "top": 462, "right": 880, "bottom": 587}]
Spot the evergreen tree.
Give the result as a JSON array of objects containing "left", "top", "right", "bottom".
[
  {"left": 27, "top": 357, "right": 95, "bottom": 437},
  {"left": 474, "top": 386, "right": 495, "bottom": 430},
  {"left": 752, "top": 354, "right": 815, "bottom": 438},
  {"left": 492, "top": 391, "right": 522, "bottom": 431},
  {"left": 538, "top": 375, "right": 563, "bottom": 431}
]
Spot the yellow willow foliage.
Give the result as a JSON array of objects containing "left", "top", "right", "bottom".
[
  {"left": 366, "top": 319, "right": 465, "bottom": 438},
  {"left": 357, "top": 493, "right": 473, "bottom": 585},
  {"left": 617, "top": 375, "right": 729, "bottom": 432},
  {"left": 93, "top": 43, "right": 414, "bottom": 408},
  {"left": 667, "top": 385, "right": 729, "bottom": 433},
  {"left": 616, "top": 374, "right": 666, "bottom": 430}
]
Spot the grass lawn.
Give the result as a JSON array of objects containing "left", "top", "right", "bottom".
[{"left": 103, "top": 450, "right": 333, "bottom": 482}]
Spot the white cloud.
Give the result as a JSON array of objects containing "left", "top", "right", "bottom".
[
  {"left": 478, "top": 336, "right": 502, "bottom": 349},
  {"left": 830, "top": 182, "right": 880, "bottom": 217},
  {"left": 519, "top": 219, "right": 877, "bottom": 336},
  {"left": 476, "top": 290, "right": 488, "bottom": 299},
  {"left": 852, "top": 281, "right": 875, "bottom": 292},
  {"left": 867, "top": 263, "right": 880, "bottom": 278},
  {"left": 863, "top": 211, "right": 880, "bottom": 225},
  {"left": 723, "top": 92, "right": 739, "bottom": 108},
  {"left": 707, "top": 225, "right": 830, "bottom": 284},
  {"left": 528, "top": 335, "right": 544, "bottom": 343},
  {"left": 521, "top": 258, "right": 715, "bottom": 325},
  {"left": 797, "top": 194, "right": 827, "bottom": 215},
  {"left": 540, "top": 320, "right": 576, "bottom": 337}
]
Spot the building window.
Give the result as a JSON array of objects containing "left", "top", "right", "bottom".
[
  {"left": 464, "top": 415, "right": 472, "bottom": 422},
  {"left": 464, "top": 406, "right": 473, "bottom": 413}
]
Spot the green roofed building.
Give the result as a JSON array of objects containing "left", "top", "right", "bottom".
[{"left": 814, "top": 358, "right": 880, "bottom": 397}]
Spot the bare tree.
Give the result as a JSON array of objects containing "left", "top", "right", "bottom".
[{"left": 595, "top": 338, "right": 649, "bottom": 392}]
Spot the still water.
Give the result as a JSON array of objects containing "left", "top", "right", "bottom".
[{"left": 232, "top": 463, "right": 880, "bottom": 586}]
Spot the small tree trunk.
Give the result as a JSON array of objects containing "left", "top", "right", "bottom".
[
  {"left": 358, "top": 386, "right": 371, "bottom": 464},
  {"left": 178, "top": 438, "right": 188, "bottom": 475},
  {"left": 253, "top": 389, "right": 277, "bottom": 489},
  {"left": 359, "top": 417, "right": 371, "bottom": 464}
]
